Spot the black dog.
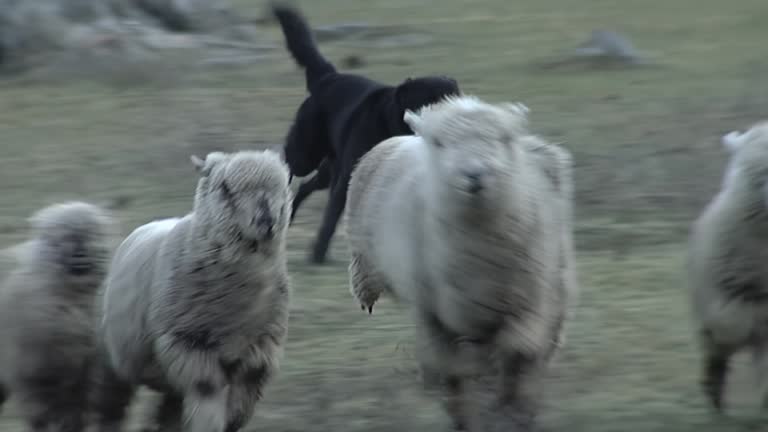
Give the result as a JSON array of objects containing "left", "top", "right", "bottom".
[
  {"left": 290, "top": 157, "right": 333, "bottom": 224},
  {"left": 272, "top": 2, "right": 460, "bottom": 264}
]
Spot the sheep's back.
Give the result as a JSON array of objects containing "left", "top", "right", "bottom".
[
  {"left": 345, "top": 135, "right": 425, "bottom": 300},
  {"left": 100, "top": 216, "right": 182, "bottom": 379}
]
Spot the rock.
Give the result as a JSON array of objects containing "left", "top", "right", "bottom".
[
  {"left": 340, "top": 54, "right": 365, "bottom": 69},
  {"left": 535, "top": 29, "right": 659, "bottom": 71}
]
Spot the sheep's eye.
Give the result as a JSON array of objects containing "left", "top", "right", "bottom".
[
  {"left": 219, "top": 181, "right": 235, "bottom": 202},
  {"left": 433, "top": 138, "right": 444, "bottom": 148}
]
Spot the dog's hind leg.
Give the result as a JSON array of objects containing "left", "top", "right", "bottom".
[
  {"left": 290, "top": 158, "right": 334, "bottom": 224},
  {"left": 310, "top": 167, "right": 349, "bottom": 264}
]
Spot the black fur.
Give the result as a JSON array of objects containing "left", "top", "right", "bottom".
[
  {"left": 290, "top": 157, "right": 334, "bottom": 224},
  {"left": 271, "top": 2, "right": 460, "bottom": 263}
]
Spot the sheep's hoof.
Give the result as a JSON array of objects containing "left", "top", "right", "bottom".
[
  {"left": 308, "top": 249, "right": 328, "bottom": 265},
  {"left": 761, "top": 393, "right": 768, "bottom": 410},
  {"left": 701, "top": 382, "right": 725, "bottom": 414},
  {"left": 451, "top": 420, "right": 467, "bottom": 431}
]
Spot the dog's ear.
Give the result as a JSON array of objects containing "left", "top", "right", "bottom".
[{"left": 394, "top": 78, "right": 413, "bottom": 108}]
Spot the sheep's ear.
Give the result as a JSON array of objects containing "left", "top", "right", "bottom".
[
  {"left": 191, "top": 152, "right": 225, "bottom": 177},
  {"left": 722, "top": 131, "right": 744, "bottom": 153},
  {"left": 27, "top": 208, "right": 46, "bottom": 230},
  {"left": 501, "top": 102, "right": 530, "bottom": 117},
  {"left": 404, "top": 109, "right": 422, "bottom": 134},
  {"left": 276, "top": 146, "right": 287, "bottom": 163},
  {"left": 191, "top": 154, "right": 206, "bottom": 171}
]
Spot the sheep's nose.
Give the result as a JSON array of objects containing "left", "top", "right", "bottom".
[
  {"left": 253, "top": 213, "right": 273, "bottom": 227},
  {"left": 72, "top": 242, "right": 87, "bottom": 258},
  {"left": 463, "top": 169, "right": 486, "bottom": 194},
  {"left": 256, "top": 213, "right": 274, "bottom": 227},
  {"left": 256, "top": 213, "right": 275, "bottom": 237}
]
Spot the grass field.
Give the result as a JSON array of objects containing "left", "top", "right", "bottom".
[{"left": 1, "top": 0, "right": 768, "bottom": 430}]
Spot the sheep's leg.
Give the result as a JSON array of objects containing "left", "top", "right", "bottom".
[
  {"left": 310, "top": 168, "right": 349, "bottom": 264},
  {"left": 415, "top": 312, "right": 468, "bottom": 430},
  {"left": 19, "top": 366, "right": 89, "bottom": 432},
  {"left": 702, "top": 350, "right": 730, "bottom": 413},
  {"left": 226, "top": 321, "right": 287, "bottom": 432},
  {"left": 0, "top": 382, "right": 6, "bottom": 411},
  {"left": 486, "top": 351, "right": 542, "bottom": 432},
  {"left": 91, "top": 360, "right": 136, "bottom": 432},
  {"left": 542, "top": 311, "right": 567, "bottom": 366},
  {"left": 699, "top": 329, "right": 734, "bottom": 413},
  {"left": 443, "top": 375, "right": 468, "bottom": 431},
  {"left": 23, "top": 395, "right": 85, "bottom": 432},
  {"left": 142, "top": 392, "right": 183, "bottom": 432},
  {"left": 348, "top": 252, "right": 385, "bottom": 313},
  {"left": 751, "top": 340, "right": 768, "bottom": 409}
]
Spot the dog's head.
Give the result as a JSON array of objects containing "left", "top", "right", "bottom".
[{"left": 394, "top": 75, "right": 461, "bottom": 130}]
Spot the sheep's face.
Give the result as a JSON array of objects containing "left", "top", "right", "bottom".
[
  {"left": 404, "top": 95, "right": 530, "bottom": 206},
  {"left": 721, "top": 121, "right": 768, "bottom": 197},
  {"left": 192, "top": 150, "right": 292, "bottom": 253},
  {"left": 29, "top": 202, "right": 113, "bottom": 280}
]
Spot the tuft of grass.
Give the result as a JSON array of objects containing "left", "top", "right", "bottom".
[{"left": 1, "top": 0, "right": 767, "bottom": 430}]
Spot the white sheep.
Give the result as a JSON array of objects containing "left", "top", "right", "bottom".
[
  {"left": 687, "top": 120, "right": 768, "bottom": 413},
  {"left": 344, "top": 95, "right": 577, "bottom": 431},
  {"left": 91, "top": 149, "right": 293, "bottom": 432},
  {"left": 0, "top": 201, "right": 115, "bottom": 432}
]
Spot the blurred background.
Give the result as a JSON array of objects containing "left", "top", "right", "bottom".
[{"left": 0, "top": 0, "right": 766, "bottom": 430}]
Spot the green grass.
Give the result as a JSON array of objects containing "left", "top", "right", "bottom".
[{"left": 1, "top": 0, "right": 768, "bottom": 430}]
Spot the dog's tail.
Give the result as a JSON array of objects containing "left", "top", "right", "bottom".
[{"left": 271, "top": 3, "right": 336, "bottom": 89}]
